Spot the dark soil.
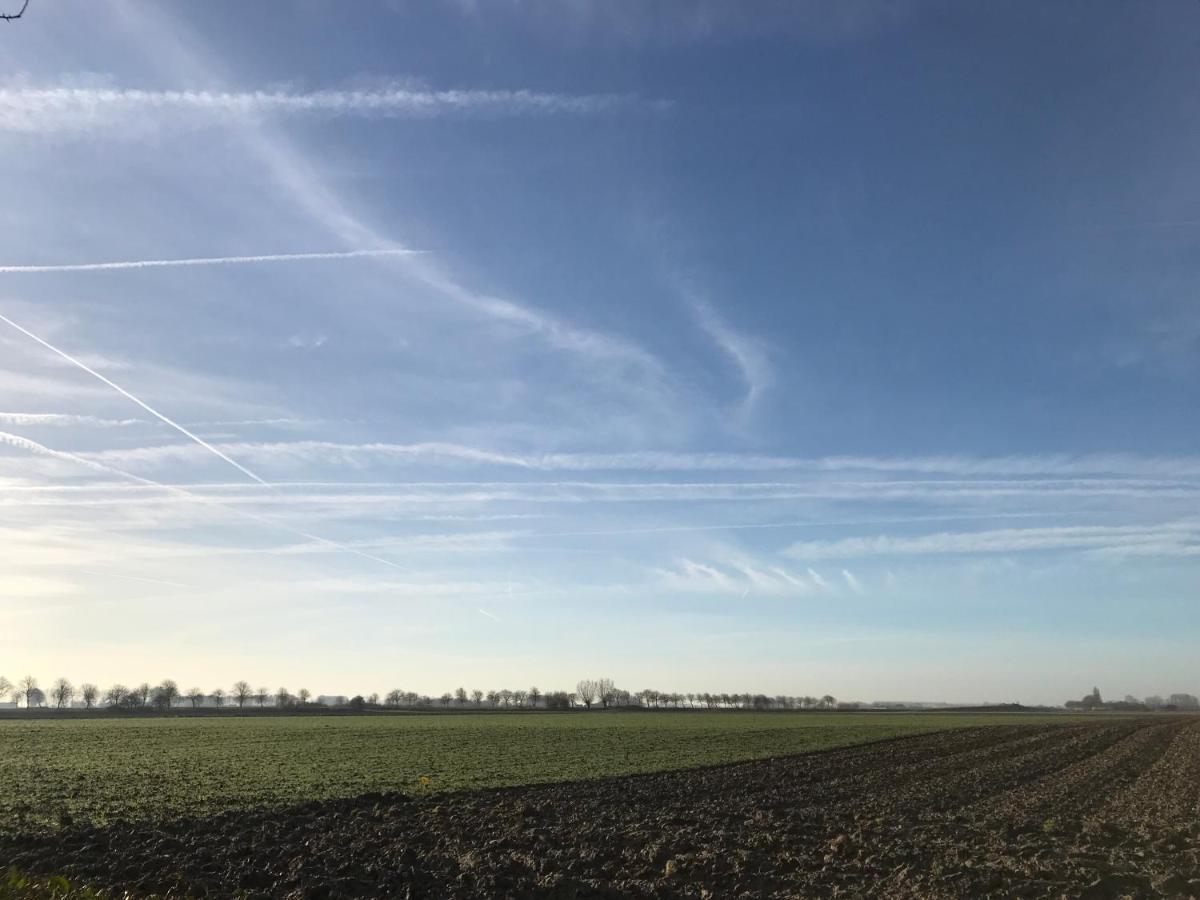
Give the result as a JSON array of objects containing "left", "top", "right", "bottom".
[{"left": 3, "top": 719, "right": 1198, "bottom": 898}]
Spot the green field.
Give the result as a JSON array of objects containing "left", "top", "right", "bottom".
[{"left": 0, "top": 711, "right": 1064, "bottom": 833}]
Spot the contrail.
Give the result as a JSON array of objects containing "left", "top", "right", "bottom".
[
  {"left": 509, "top": 510, "right": 1082, "bottom": 540},
  {"left": 0, "top": 429, "right": 411, "bottom": 572},
  {"left": 78, "top": 570, "right": 196, "bottom": 590},
  {"left": 0, "top": 311, "right": 270, "bottom": 485},
  {"left": 0, "top": 314, "right": 417, "bottom": 573},
  {"left": 478, "top": 608, "right": 502, "bottom": 622},
  {"left": 0, "top": 248, "right": 421, "bottom": 274}
]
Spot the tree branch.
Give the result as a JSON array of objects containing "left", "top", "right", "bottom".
[{"left": 1, "top": 0, "right": 30, "bottom": 20}]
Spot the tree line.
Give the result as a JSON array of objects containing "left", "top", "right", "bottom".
[
  {"left": 0, "top": 674, "right": 843, "bottom": 712},
  {"left": 1064, "top": 686, "right": 1200, "bottom": 712}
]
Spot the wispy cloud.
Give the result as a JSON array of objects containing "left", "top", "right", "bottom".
[
  {"left": 0, "top": 311, "right": 271, "bottom": 486},
  {"left": 690, "top": 298, "right": 772, "bottom": 415},
  {"left": 653, "top": 557, "right": 829, "bottom": 595},
  {"left": 842, "top": 569, "right": 865, "bottom": 594},
  {"left": 0, "top": 412, "right": 139, "bottom": 427},
  {"left": 0, "top": 248, "right": 421, "bottom": 274},
  {"left": 449, "top": 1, "right": 910, "bottom": 46},
  {"left": 71, "top": 439, "right": 1200, "bottom": 481},
  {"left": 78, "top": 569, "right": 196, "bottom": 590},
  {"left": 806, "top": 568, "right": 832, "bottom": 591},
  {"left": 0, "top": 429, "right": 415, "bottom": 572},
  {"left": 785, "top": 522, "right": 1200, "bottom": 560},
  {"left": 0, "top": 83, "right": 667, "bottom": 133}
]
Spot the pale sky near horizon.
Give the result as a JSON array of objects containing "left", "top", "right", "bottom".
[{"left": 1, "top": 1, "right": 1198, "bottom": 705}]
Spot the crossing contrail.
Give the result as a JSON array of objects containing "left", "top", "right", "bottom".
[
  {"left": 0, "top": 248, "right": 421, "bottom": 274},
  {"left": 0, "top": 429, "right": 412, "bottom": 572},
  {"left": 0, "top": 313, "right": 418, "bottom": 571},
  {"left": 0, "top": 311, "right": 270, "bottom": 485}
]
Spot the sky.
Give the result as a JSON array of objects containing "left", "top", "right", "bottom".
[{"left": 0, "top": 1, "right": 1198, "bottom": 705}]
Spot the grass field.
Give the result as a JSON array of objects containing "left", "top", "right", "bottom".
[{"left": 0, "top": 711, "right": 1066, "bottom": 833}]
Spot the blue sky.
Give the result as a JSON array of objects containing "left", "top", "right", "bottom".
[{"left": 1, "top": 1, "right": 1197, "bottom": 704}]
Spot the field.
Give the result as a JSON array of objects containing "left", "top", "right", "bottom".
[
  {"left": 4, "top": 713, "right": 1200, "bottom": 897},
  {"left": 0, "top": 711, "right": 1055, "bottom": 833}
]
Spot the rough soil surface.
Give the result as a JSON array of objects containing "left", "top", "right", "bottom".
[{"left": 3, "top": 719, "right": 1199, "bottom": 898}]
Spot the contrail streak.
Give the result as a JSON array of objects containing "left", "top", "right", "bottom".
[
  {"left": 0, "top": 429, "right": 411, "bottom": 572},
  {"left": 478, "top": 608, "right": 502, "bottom": 622},
  {"left": 0, "top": 248, "right": 421, "bottom": 274},
  {"left": 78, "top": 570, "right": 195, "bottom": 590},
  {"left": 0, "top": 314, "right": 413, "bottom": 570},
  {"left": 509, "top": 510, "right": 1083, "bottom": 540},
  {"left": 0, "top": 312, "right": 270, "bottom": 485}
]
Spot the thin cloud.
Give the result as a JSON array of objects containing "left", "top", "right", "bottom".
[
  {"left": 0, "top": 429, "right": 414, "bottom": 572},
  {"left": 78, "top": 569, "right": 196, "bottom": 590},
  {"left": 71, "top": 439, "right": 1200, "bottom": 481},
  {"left": 0, "top": 412, "right": 140, "bottom": 427},
  {"left": 0, "top": 84, "right": 667, "bottom": 133},
  {"left": 786, "top": 522, "right": 1200, "bottom": 560},
  {"left": 0, "top": 311, "right": 271, "bottom": 485},
  {"left": 806, "top": 568, "right": 832, "bottom": 591},
  {"left": 842, "top": 569, "right": 865, "bottom": 594},
  {"left": 654, "top": 557, "right": 823, "bottom": 595},
  {"left": 211, "top": 76, "right": 679, "bottom": 415},
  {"left": 691, "top": 298, "right": 773, "bottom": 414},
  {"left": 0, "top": 248, "right": 420, "bottom": 274}
]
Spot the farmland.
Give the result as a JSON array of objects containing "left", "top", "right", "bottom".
[
  {"left": 0, "top": 711, "right": 1061, "bottom": 833},
  {"left": 3, "top": 715, "right": 1199, "bottom": 898}
]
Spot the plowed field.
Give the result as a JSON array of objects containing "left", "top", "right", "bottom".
[{"left": 3, "top": 718, "right": 1198, "bottom": 898}]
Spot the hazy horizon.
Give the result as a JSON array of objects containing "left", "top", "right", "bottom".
[{"left": 2, "top": 1, "right": 1198, "bottom": 707}]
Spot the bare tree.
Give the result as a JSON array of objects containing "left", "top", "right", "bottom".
[
  {"left": 232, "top": 681, "right": 252, "bottom": 708},
  {"left": 528, "top": 686, "right": 541, "bottom": 708},
  {"left": 576, "top": 679, "right": 598, "bottom": 709},
  {"left": 19, "top": 676, "right": 39, "bottom": 708},
  {"left": 0, "top": 676, "right": 10, "bottom": 703},
  {"left": 385, "top": 689, "right": 402, "bottom": 707},
  {"left": 134, "top": 683, "right": 151, "bottom": 708},
  {"left": 51, "top": 678, "right": 74, "bottom": 709},
  {"left": 211, "top": 687, "right": 226, "bottom": 708},
  {"left": 439, "top": 692, "right": 453, "bottom": 707},
  {"left": 471, "top": 689, "right": 483, "bottom": 706},
  {"left": 455, "top": 687, "right": 468, "bottom": 706},
  {"left": 597, "top": 678, "right": 615, "bottom": 709},
  {"left": 297, "top": 688, "right": 311, "bottom": 706},
  {"left": 104, "top": 684, "right": 128, "bottom": 708},
  {"left": 821, "top": 694, "right": 836, "bottom": 709},
  {"left": 154, "top": 680, "right": 179, "bottom": 711},
  {"left": 276, "top": 687, "right": 291, "bottom": 708},
  {"left": 254, "top": 687, "right": 268, "bottom": 708},
  {"left": 80, "top": 683, "right": 98, "bottom": 710},
  {"left": 186, "top": 687, "right": 204, "bottom": 709}
]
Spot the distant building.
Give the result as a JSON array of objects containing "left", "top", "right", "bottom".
[{"left": 317, "top": 695, "right": 348, "bottom": 707}]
